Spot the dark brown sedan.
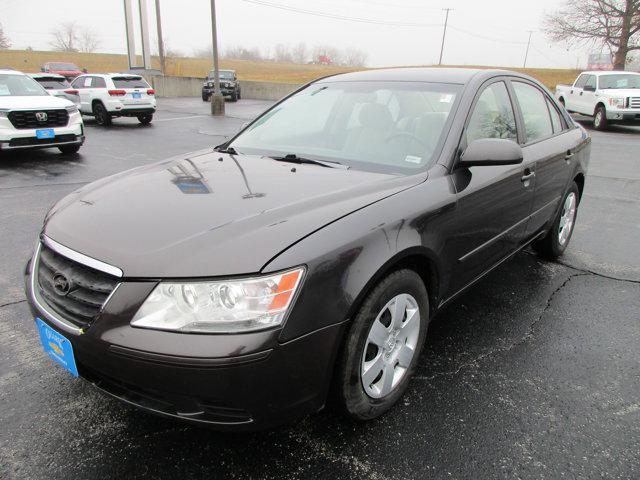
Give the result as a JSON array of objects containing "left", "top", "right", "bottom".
[{"left": 25, "top": 68, "right": 590, "bottom": 430}]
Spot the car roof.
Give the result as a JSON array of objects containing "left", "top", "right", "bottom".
[
  {"left": 317, "top": 67, "right": 514, "bottom": 85},
  {"left": 0, "top": 68, "right": 25, "bottom": 75},
  {"left": 30, "top": 73, "right": 66, "bottom": 79}
]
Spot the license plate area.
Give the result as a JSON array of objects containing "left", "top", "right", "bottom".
[
  {"left": 132, "top": 92, "right": 142, "bottom": 99},
  {"left": 36, "top": 128, "right": 55, "bottom": 139},
  {"left": 36, "top": 318, "right": 79, "bottom": 377}
]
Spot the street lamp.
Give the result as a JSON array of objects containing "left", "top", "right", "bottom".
[{"left": 210, "top": 0, "right": 225, "bottom": 115}]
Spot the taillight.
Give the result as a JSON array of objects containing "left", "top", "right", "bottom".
[
  {"left": 108, "top": 89, "right": 126, "bottom": 96},
  {"left": 147, "top": 89, "right": 155, "bottom": 95},
  {"left": 64, "top": 89, "right": 79, "bottom": 95}
]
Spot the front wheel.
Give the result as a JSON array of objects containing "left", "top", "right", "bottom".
[
  {"left": 202, "top": 94, "right": 209, "bottom": 102},
  {"left": 137, "top": 113, "right": 153, "bottom": 125},
  {"left": 533, "top": 181, "right": 580, "bottom": 259},
  {"left": 335, "top": 269, "right": 429, "bottom": 420},
  {"left": 593, "top": 105, "right": 607, "bottom": 130}
]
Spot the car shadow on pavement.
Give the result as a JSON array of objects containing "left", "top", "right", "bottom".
[{"left": 0, "top": 149, "right": 84, "bottom": 175}]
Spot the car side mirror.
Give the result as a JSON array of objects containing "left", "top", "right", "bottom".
[
  {"left": 459, "top": 138, "right": 523, "bottom": 167},
  {"left": 583, "top": 85, "right": 595, "bottom": 92},
  {"left": 40, "top": 67, "right": 45, "bottom": 72}
]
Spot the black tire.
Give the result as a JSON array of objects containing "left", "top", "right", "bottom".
[
  {"left": 558, "top": 97, "right": 565, "bottom": 107},
  {"left": 58, "top": 144, "right": 81, "bottom": 154},
  {"left": 533, "top": 181, "right": 580, "bottom": 259},
  {"left": 230, "top": 93, "right": 238, "bottom": 102},
  {"left": 237, "top": 89, "right": 241, "bottom": 100},
  {"left": 202, "top": 95, "right": 209, "bottom": 102},
  {"left": 93, "top": 102, "right": 112, "bottom": 126},
  {"left": 335, "top": 269, "right": 429, "bottom": 420},
  {"left": 137, "top": 113, "right": 153, "bottom": 125},
  {"left": 593, "top": 105, "right": 607, "bottom": 130}
]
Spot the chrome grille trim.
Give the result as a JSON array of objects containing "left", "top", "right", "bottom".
[{"left": 42, "top": 235, "right": 123, "bottom": 278}]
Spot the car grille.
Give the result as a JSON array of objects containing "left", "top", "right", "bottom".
[
  {"left": 9, "top": 134, "right": 76, "bottom": 147},
  {"left": 630, "top": 97, "right": 640, "bottom": 109},
  {"left": 36, "top": 244, "right": 119, "bottom": 329},
  {"left": 8, "top": 109, "right": 69, "bottom": 129}
]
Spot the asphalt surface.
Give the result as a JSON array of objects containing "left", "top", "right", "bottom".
[{"left": 1, "top": 99, "right": 639, "bottom": 480}]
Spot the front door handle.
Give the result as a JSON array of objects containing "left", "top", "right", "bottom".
[
  {"left": 521, "top": 171, "right": 535, "bottom": 183},
  {"left": 565, "top": 151, "right": 574, "bottom": 163}
]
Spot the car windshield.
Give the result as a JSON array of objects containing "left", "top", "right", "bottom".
[
  {"left": 598, "top": 74, "right": 640, "bottom": 89},
  {"left": 0, "top": 74, "right": 48, "bottom": 96},
  {"left": 210, "top": 70, "right": 234, "bottom": 80},
  {"left": 35, "top": 78, "right": 71, "bottom": 90},
  {"left": 229, "top": 81, "right": 461, "bottom": 174},
  {"left": 50, "top": 63, "right": 79, "bottom": 70},
  {"left": 112, "top": 76, "right": 150, "bottom": 88}
]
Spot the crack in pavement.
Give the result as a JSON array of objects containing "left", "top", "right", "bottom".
[
  {"left": 0, "top": 299, "right": 26, "bottom": 309},
  {"left": 414, "top": 272, "right": 590, "bottom": 382}
]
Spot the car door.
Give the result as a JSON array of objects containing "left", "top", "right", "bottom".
[
  {"left": 566, "top": 74, "right": 586, "bottom": 112},
  {"left": 580, "top": 74, "right": 597, "bottom": 115},
  {"left": 447, "top": 79, "right": 535, "bottom": 296},
  {"left": 71, "top": 76, "right": 93, "bottom": 113},
  {"left": 510, "top": 80, "right": 574, "bottom": 238}
]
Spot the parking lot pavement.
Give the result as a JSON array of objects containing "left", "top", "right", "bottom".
[{"left": 1, "top": 101, "right": 639, "bottom": 479}]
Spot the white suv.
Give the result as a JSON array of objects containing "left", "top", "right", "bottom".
[
  {"left": 70, "top": 73, "right": 157, "bottom": 126},
  {"left": 0, "top": 69, "right": 84, "bottom": 154}
]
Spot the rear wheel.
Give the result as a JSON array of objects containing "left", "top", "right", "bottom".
[
  {"left": 202, "top": 94, "right": 209, "bottom": 102},
  {"left": 93, "top": 102, "right": 112, "bottom": 126},
  {"left": 230, "top": 92, "right": 238, "bottom": 102},
  {"left": 558, "top": 97, "right": 565, "bottom": 107},
  {"left": 58, "top": 144, "right": 80, "bottom": 154},
  {"left": 593, "top": 105, "right": 607, "bottom": 130},
  {"left": 335, "top": 269, "right": 429, "bottom": 420},
  {"left": 533, "top": 181, "right": 580, "bottom": 259},
  {"left": 137, "top": 113, "right": 153, "bottom": 125}
]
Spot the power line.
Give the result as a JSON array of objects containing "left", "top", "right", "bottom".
[
  {"left": 240, "top": 0, "right": 442, "bottom": 27},
  {"left": 447, "top": 25, "right": 528, "bottom": 45}
]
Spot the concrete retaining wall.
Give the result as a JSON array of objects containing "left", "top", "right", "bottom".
[
  {"left": 143, "top": 75, "right": 302, "bottom": 101},
  {"left": 238, "top": 80, "right": 301, "bottom": 101}
]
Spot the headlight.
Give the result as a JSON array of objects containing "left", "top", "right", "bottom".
[
  {"left": 608, "top": 97, "right": 625, "bottom": 108},
  {"left": 131, "top": 267, "right": 305, "bottom": 333},
  {"left": 0, "top": 108, "right": 9, "bottom": 118},
  {"left": 66, "top": 105, "right": 79, "bottom": 114}
]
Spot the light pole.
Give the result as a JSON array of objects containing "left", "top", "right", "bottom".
[
  {"left": 210, "top": 0, "right": 225, "bottom": 115},
  {"left": 438, "top": 8, "right": 452, "bottom": 66},
  {"left": 155, "top": 0, "right": 165, "bottom": 74}
]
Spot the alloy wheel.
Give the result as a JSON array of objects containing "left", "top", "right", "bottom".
[{"left": 558, "top": 192, "right": 577, "bottom": 246}]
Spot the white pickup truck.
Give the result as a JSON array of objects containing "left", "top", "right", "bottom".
[{"left": 555, "top": 71, "right": 640, "bottom": 130}]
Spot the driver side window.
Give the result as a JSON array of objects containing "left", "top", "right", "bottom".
[{"left": 466, "top": 82, "right": 517, "bottom": 144}]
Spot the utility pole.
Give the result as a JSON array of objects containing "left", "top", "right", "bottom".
[
  {"left": 523, "top": 30, "right": 533, "bottom": 68},
  {"left": 210, "top": 0, "right": 225, "bottom": 115},
  {"left": 155, "top": 0, "right": 165, "bottom": 74},
  {"left": 438, "top": 8, "right": 452, "bottom": 66}
]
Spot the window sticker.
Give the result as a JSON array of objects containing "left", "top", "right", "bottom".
[
  {"left": 84, "top": 77, "right": 93, "bottom": 87},
  {"left": 439, "top": 94, "right": 454, "bottom": 103},
  {"left": 404, "top": 155, "right": 422, "bottom": 164},
  {"left": 0, "top": 84, "right": 10, "bottom": 96}
]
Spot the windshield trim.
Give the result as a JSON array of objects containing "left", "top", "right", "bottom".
[{"left": 226, "top": 80, "right": 463, "bottom": 175}]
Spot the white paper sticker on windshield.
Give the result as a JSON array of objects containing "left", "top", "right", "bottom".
[
  {"left": 404, "top": 155, "right": 422, "bottom": 164},
  {"left": 0, "top": 84, "right": 10, "bottom": 96},
  {"left": 439, "top": 94, "right": 453, "bottom": 103}
]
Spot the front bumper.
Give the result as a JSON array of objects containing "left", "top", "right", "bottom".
[
  {"left": 0, "top": 113, "right": 84, "bottom": 151},
  {"left": 606, "top": 109, "right": 640, "bottom": 123},
  {"left": 24, "top": 246, "right": 344, "bottom": 431},
  {"left": 202, "top": 86, "right": 237, "bottom": 97}
]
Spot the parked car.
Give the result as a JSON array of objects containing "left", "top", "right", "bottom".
[
  {"left": 70, "top": 73, "right": 156, "bottom": 126},
  {"left": 555, "top": 70, "right": 640, "bottom": 130},
  {"left": 0, "top": 69, "right": 84, "bottom": 154},
  {"left": 25, "top": 68, "right": 589, "bottom": 431},
  {"left": 41, "top": 62, "right": 84, "bottom": 81},
  {"left": 30, "top": 73, "right": 80, "bottom": 105},
  {"left": 202, "top": 69, "right": 241, "bottom": 102}
]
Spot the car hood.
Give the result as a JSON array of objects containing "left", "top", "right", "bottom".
[
  {"left": 0, "top": 95, "right": 73, "bottom": 109},
  {"left": 44, "top": 150, "right": 423, "bottom": 278},
  {"left": 600, "top": 88, "right": 640, "bottom": 97}
]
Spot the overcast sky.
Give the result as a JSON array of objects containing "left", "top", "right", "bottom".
[{"left": 3, "top": 0, "right": 596, "bottom": 68}]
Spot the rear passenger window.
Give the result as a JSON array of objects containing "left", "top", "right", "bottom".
[
  {"left": 512, "top": 82, "right": 553, "bottom": 142},
  {"left": 466, "top": 81, "right": 517, "bottom": 143},
  {"left": 547, "top": 99, "right": 563, "bottom": 133},
  {"left": 92, "top": 77, "right": 106, "bottom": 88}
]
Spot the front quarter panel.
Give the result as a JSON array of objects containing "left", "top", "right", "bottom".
[{"left": 263, "top": 168, "right": 457, "bottom": 343}]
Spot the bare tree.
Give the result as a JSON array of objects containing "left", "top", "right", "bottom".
[
  {"left": 312, "top": 45, "right": 344, "bottom": 65},
  {"left": 78, "top": 28, "right": 100, "bottom": 53},
  {"left": 274, "top": 43, "right": 292, "bottom": 62},
  {"left": 222, "top": 45, "right": 264, "bottom": 61},
  {"left": 291, "top": 42, "right": 308, "bottom": 63},
  {"left": 0, "top": 23, "right": 10, "bottom": 49},
  {"left": 50, "top": 22, "right": 78, "bottom": 52},
  {"left": 544, "top": 0, "right": 640, "bottom": 70},
  {"left": 344, "top": 47, "right": 368, "bottom": 67}
]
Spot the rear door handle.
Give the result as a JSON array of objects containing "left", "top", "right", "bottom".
[{"left": 565, "top": 151, "right": 574, "bottom": 163}]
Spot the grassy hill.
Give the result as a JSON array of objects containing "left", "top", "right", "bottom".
[{"left": 0, "top": 50, "right": 579, "bottom": 89}]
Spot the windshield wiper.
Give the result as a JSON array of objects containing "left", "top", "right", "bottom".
[{"left": 269, "top": 153, "right": 349, "bottom": 169}]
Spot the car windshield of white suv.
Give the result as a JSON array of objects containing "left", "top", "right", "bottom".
[
  {"left": 229, "top": 81, "right": 461, "bottom": 174},
  {"left": 599, "top": 74, "right": 640, "bottom": 89},
  {"left": 0, "top": 74, "right": 48, "bottom": 96}
]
